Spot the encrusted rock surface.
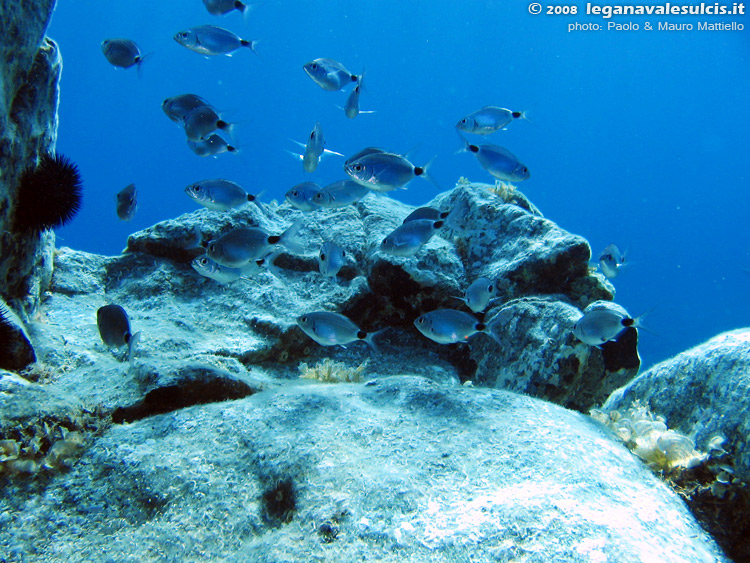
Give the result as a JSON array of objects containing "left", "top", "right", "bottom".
[
  {"left": 0, "top": 0, "right": 60, "bottom": 316},
  {"left": 0, "top": 376, "right": 729, "bottom": 562},
  {"left": 604, "top": 329, "right": 750, "bottom": 485}
]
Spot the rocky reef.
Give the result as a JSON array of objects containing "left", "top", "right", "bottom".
[
  {"left": 0, "top": 5, "right": 745, "bottom": 558},
  {"left": 1, "top": 175, "right": 745, "bottom": 561},
  {"left": 0, "top": 0, "right": 60, "bottom": 317}
]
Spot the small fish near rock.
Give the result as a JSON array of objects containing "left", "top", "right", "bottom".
[
  {"left": 97, "top": 304, "right": 141, "bottom": 368},
  {"left": 296, "top": 311, "right": 384, "bottom": 351},
  {"left": 115, "top": 183, "right": 137, "bottom": 221},
  {"left": 185, "top": 179, "right": 263, "bottom": 212}
]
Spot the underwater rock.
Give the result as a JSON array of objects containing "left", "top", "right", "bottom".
[
  {"left": 604, "top": 329, "right": 750, "bottom": 485},
  {"left": 432, "top": 180, "right": 614, "bottom": 308},
  {"left": 0, "top": 376, "right": 728, "bottom": 561},
  {"left": 0, "top": 370, "right": 102, "bottom": 479},
  {"left": 112, "top": 362, "right": 263, "bottom": 423},
  {"left": 471, "top": 296, "right": 638, "bottom": 411},
  {"left": 0, "top": 0, "right": 61, "bottom": 315},
  {"left": 46, "top": 179, "right": 624, "bottom": 412}
]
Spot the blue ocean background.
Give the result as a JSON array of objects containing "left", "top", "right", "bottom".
[{"left": 48, "top": 0, "right": 748, "bottom": 370}]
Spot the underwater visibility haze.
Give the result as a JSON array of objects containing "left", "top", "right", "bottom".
[{"left": 47, "top": 0, "right": 749, "bottom": 368}]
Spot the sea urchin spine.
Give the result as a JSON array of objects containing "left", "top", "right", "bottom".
[{"left": 12, "top": 152, "right": 83, "bottom": 233}]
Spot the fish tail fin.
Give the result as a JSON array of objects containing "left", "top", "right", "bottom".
[
  {"left": 280, "top": 219, "right": 304, "bottom": 254},
  {"left": 519, "top": 110, "right": 534, "bottom": 125},
  {"left": 259, "top": 248, "right": 284, "bottom": 278},
  {"left": 416, "top": 156, "right": 441, "bottom": 190},
  {"left": 454, "top": 130, "right": 471, "bottom": 155},
  {"left": 127, "top": 331, "right": 141, "bottom": 369},
  {"left": 241, "top": 39, "right": 259, "bottom": 55},
  {"left": 363, "top": 328, "right": 387, "bottom": 353}
]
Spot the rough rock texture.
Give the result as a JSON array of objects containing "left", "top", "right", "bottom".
[
  {"left": 604, "top": 329, "right": 750, "bottom": 485},
  {"left": 0, "top": 0, "right": 60, "bottom": 316},
  {"left": 601, "top": 329, "right": 750, "bottom": 562},
  {"left": 0, "top": 376, "right": 729, "bottom": 562}
]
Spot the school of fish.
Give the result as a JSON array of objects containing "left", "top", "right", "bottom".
[{"left": 96, "top": 2, "right": 640, "bottom": 364}]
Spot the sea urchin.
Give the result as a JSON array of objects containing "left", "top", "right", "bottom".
[{"left": 13, "top": 153, "right": 83, "bottom": 233}]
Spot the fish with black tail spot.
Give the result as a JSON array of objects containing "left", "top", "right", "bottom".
[
  {"left": 303, "top": 58, "right": 358, "bottom": 91},
  {"left": 296, "top": 312, "right": 385, "bottom": 352},
  {"left": 414, "top": 309, "right": 500, "bottom": 345},
  {"left": 174, "top": 25, "right": 257, "bottom": 56}
]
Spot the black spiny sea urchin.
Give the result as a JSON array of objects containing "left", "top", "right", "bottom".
[{"left": 13, "top": 153, "right": 83, "bottom": 233}]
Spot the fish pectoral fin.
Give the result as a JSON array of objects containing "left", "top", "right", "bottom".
[{"left": 322, "top": 148, "right": 345, "bottom": 157}]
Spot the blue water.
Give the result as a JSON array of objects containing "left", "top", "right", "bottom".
[{"left": 48, "top": 1, "right": 749, "bottom": 370}]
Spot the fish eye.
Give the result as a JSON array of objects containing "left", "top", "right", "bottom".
[
  {"left": 487, "top": 284, "right": 493, "bottom": 293},
  {"left": 354, "top": 164, "right": 363, "bottom": 171},
  {"left": 320, "top": 252, "right": 326, "bottom": 261},
  {"left": 460, "top": 119, "right": 467, "bottom": 124},
  {"left": 417, "top": 318, "right": 424, "bottom": 325},
  {"left": 291, "top": 190, "right": 299, "bottom": 197},
  {"left": 208, "top": 243, "right": 216, "bottom": 252},
  {"left": 199, "top": 258, "right": 208, "bottom": 265},
  {"left": 311, "top": 63, "right": 318, "bottom": 70},
  {"left": 300, "top": 316, "right": 307, "bottom": 323},
  {"left": 180, "top": 32, "right": 189, "bottom": 38}
]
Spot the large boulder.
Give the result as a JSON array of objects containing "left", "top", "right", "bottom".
[{"left": 0, "top": 376, "right": 728, "bottom": 562}]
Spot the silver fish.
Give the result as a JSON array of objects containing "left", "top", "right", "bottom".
[
  {"left": 459, "top": 135, "right": 530, "bottom": 182},
  {"left": 192, "top": 254, "right": 250, "bottom": 284},
  {"left": 302, "top": 121, "right": 325, "bottom": 173},
  {"left": 101, "top": 39, "right": 144, "bottom": 70},
  {"left": 573, "top": 308, "right": 639, "bottom": 346},
  {"left": 296, "top": 311, "right": 382, "bottom": 350},
  {"left": 303, "top": 58, "right": 358, "bottom": 91},
  {"left": 598, "top": 244, "right": 625, "bottom": 279},
  {"left": 185, "top": 179, "right": 262, "bottom": 211},
  {"left": 457, "top": 277, "right": 497, "bottom": 313},
  {"left": 456, "top": 106, "right": 528, "bottom": 135},
  {"left": 206, "top": 223, "right": 302, "bottom": 267},
  {"left": 174, "top": 25, "right": 256, "bottom": 56},
  {"left": 202, "top": 0, "right": 248, "bottom": 15},
  {"left": 192, "top": 253, "right": 279, "bottom": 284},
  {"left": 290, "top": 122, "right": 343, "bottom": 173},
  {"left": 414, "top": 309, "right": 495, "bottom": 345},
  {"left": 97, "top": 304, "right": 141, "bottom": 367},
  {"left": 312, "top": 180, "right": 370, "bottom": 208},
  {"left": 116, "top": 183, "right": 137, "bottom": 221},
  {"left": 342, "top": 72, "right": 374, "bottom": 119},
  {"left": 285, "top": 182, "right": 321, "bottom": 211},
  {"left": 183, "top": 106, "right": 232, "bottom": 142},
  {"left": 317, "top": 242, "right": 346, "bottom": 279},
  {"left": 345, "top": 151, "right": 430, "bottom": 192},
  {"left": 402, "top": 207, "right": 450, "bottom": 224},
  {"left": 187, "top": 134, "right": 236, "bottom": 157},
  {"left": 162, "top": 94, "right": 212, "bottom": 124},
  {"left": 381, "top": 219, "right": 443, "bottom": 257},
  {"left": 344, "top": 147, "right": 388, "bottom": 167}
]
